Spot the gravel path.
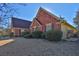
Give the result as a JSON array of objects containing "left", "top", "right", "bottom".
[{"left": 0, "top": 37, "right": 79, "bottom": 56}]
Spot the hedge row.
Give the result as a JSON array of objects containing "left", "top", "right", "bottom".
[
  {"left": 21, "top": 31, "right": 43, "bottom": 38},
  {"left": 22, "top": 30, "right": 63, "bottom": 41}
]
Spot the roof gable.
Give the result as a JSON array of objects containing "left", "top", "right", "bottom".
[
  {"left": 30, "top": 17, "right": 42, "bottom": 27},
  {"left": 36, "top": 7, "right": 60, "bottom": 21}
]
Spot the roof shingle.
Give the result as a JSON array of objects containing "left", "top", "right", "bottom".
[{"left": 11, "top": 17, "right": 31, "bottom": 28}]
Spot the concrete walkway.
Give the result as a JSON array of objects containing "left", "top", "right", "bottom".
[
  {"left": 0, "top": 39, "right": 14, "bottom": 46},
  {"left": 0, "top": 37, "right": 79, "bottom": 56}
]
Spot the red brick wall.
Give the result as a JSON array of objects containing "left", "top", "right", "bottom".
[
  {"left": 11, "top": 28, "right": 30, "bottom": 37},
  {"left": 31, "top": 8, "right": 61, "bottom": 32},
  {"left": 36, "top": 9, "right": 61, "bottom": 30},
  {"left": 14, "top": 28, "right": 21, "bottom": 36},
  {"left": 11, "top": 28, "right": 21, "bottom": 36}
]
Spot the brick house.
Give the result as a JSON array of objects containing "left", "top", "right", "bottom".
[
  {"left": 9, "top": 17, "right": 31, "bottom": 36},
  {"left": 30, "top": 7, "right": 78, "bottom": 39},
  {"left": 30, "top": 7, "right": 61, "bottom": 32}
]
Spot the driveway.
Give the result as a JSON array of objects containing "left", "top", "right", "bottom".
[{"left": 0, "top": 37, "right": 79, "bottom": 56}]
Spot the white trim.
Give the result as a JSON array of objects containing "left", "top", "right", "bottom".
[
  {"left": 33, "top": 26, "right": 41, "bottom": 31},
  {"left": 35, "top": 19, "right": 42, "bottom": 26},
  {"left": 30, "top": 19, "right": 35, "bottom": 27},
  {"left": 30, "top": 19, "right": 42, "bottom": 28}
]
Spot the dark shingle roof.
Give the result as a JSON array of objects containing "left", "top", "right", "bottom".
[{"left": 11, "top": 17, "right": 31, "bottom": 28}]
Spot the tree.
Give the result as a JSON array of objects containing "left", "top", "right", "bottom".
[
  {"left": 0, "top": 3, "right": 27, "bottom": 29},
  {"left": 74, "top": 10, "right": 79, "bottom": 30}
]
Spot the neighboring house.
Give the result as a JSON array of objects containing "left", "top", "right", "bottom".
[
  {"left": 61, "top": 20, "right": 78, "bottom": 39},
  {"left": 0, "top": 29, "right": 4, "bottom": 36},
  {"left": 9, "top": 17, "right": 31, "bottom": 36},
  {"left": 0, "top": 28, "right": 9, "bottom": 36},
  {"left": 30, "top": 7, "right": 61, "bottom": 32}
]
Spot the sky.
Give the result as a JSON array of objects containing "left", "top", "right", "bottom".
[{"left": 12, "top": 3, "right": 79, "bottom": 26}]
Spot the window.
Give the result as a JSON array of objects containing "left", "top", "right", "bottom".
[
  {"left": 33, "top": 26, "right": 40, "bottom": 31},
  {"left": 46, "top": 23, "right": 52, "bottom": 31},
  {"left": 21, "top": 29, "right": 25, "bottom": 32}
]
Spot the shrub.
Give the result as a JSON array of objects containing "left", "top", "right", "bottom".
[
  {"left": 21, "top": 31, "right": 30, "bottom": 37},
  {"left": 0, "top": 34, "right": 9, "bottom": 38},
  {"left": 3, "top": 35, "right": 9, "bottom": 37},
  {"left": 24, "top": 33, "right": 32, "bottom": 38},
  {"left": 45, "top": 30, "right": 63, "bottom": 41},
  {"left": 32, "top": 31, "right": 43, "bottom": 38},
  {"left": 41, "top": 32, "right": 46, "bottom": 39},
  {"left": 9, "top": 32, "right": 14, "bottom": 37}
]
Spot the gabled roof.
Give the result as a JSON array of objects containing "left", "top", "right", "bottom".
[
  {"left": 32, "top": 7, "right": 60, "bottom": 26},
  {"left": 36, "top": 7, "right": 60, "bottom": 21},
  {"left": 30, "top": 17, "right": 42, "bottom": 27},
  {"left": 11, "top": 17, "right": 31, "bottom": 28}
]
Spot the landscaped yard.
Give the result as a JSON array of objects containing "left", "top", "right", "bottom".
[{"left": 0, "top": 37, "right": 79, "bottom": 56}]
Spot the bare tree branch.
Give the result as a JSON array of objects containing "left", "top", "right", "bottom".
[{"left": 0, "top": 3, "right": 27, "bottom": 29}]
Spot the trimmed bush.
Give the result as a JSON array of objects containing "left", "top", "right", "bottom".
[
  {"left": 9, "top": 32, "right": 14, "bottom": 37},
  {"left": 45, "top": 30, "right": 63, "bottom": 41},
  {"left": 32, "top": 31, "right": 43, "bottom": 38},
  {"left": 41, "top": 32, "right": 46, "bottom": 39},
  {"left": 24, "top": 33, "right": 32, "bottom": 38},
  {"left": 21, "top": 31, "right": 30, "bottom": 37}
]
